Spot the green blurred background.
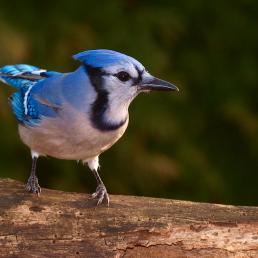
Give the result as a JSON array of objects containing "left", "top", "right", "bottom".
[{"left": 0, "top": 0, "right": 257, "bottom": 205}]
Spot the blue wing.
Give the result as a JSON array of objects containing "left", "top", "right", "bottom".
[{"left": 0, "top": 64, "right": 61, "bottom": 126}]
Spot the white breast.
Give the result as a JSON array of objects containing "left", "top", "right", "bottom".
[{"left": 19, "top": 107, "right": 129, "bottom": 161}]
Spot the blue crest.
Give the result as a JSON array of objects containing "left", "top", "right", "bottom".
[{"left": 73, "top": 49, "right": 142, "bottom": 68}]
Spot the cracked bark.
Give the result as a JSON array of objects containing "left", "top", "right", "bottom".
[{"left": 0, "top": 178, "right": 258, "bottom": 258}]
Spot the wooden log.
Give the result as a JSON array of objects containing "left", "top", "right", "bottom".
[{"left": 0, "top": 178, "right": 258, "bottom": 257}]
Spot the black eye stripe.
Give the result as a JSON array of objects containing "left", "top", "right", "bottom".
[
  {"left": 94, "top": 66, "right": 144, "bottom": 85},
  {"left": 133, "top": 65, "right": 144, "bottom": 85}
]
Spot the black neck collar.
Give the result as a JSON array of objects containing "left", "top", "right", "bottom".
[{"left": 84, "top": 64, "right": 127, "bottom": 131}]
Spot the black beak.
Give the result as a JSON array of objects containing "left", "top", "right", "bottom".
[{"left": 138, "top": 77, "right": 179, "bottom": 92}]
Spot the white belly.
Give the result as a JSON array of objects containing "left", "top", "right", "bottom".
[{"left": 19, "top": 112, "right": 128, "bottom": 161}]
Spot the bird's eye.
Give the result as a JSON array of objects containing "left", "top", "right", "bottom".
[{"left": 115, "top": 71, "right": 130, "bottom": 82}]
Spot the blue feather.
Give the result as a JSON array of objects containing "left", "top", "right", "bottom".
[
  {"left": 73, "top": 49, "right": 142, "bottom": 68},
  {"left": 0, "top": 64, "right": 42, "bottom": 89},
  {"left": 9, "top": 85, "right": 40, "bottom": 126},
  {"left": 9, "top": 92, "right": 25, "bottom": 123},
  {"left": 0, "top": 64, "right": 60, "bottom": 125}
]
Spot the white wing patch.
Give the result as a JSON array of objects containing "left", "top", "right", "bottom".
[
  {"left": 22, "top": 69, "right": 46, "bottom": 115},
  {"left": 30, "top": 69, "right": 46, "bottom": 75},
  {"left": 24, "top": 84, "right": 35, "bottom": 115}
]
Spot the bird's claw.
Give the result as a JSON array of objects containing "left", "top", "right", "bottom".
[
  {"left": 25, "top": 175, "right": 41, "bottom": 196},
  {"left": 91, "top": 183, "right": 109, "bottom": 205}
]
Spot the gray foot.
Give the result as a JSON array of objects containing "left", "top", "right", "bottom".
[
  {"left": 25, "top": 175, "right": 41, "bottom": 195},
  {"left": 91, "top": 183, "right": 109, "bottom": 205}
]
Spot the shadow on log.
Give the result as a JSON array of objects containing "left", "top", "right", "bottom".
[{"left": 0, "top": 178, "right": 258, "bottom": 257}]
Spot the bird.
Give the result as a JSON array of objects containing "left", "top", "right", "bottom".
[{"left": 0, "top": 49, "right": 178, "bottom": 205}]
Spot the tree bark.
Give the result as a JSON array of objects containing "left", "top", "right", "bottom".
[{"left": 0, "top": 178, "right": 258, "bottom": 257}]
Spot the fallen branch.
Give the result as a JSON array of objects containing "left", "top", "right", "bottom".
[{"left": 0, "top": 178, "right": 258, "bottom": 257}]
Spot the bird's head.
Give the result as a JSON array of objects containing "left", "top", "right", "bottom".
[
  {"left": 73, "top": 49, "right": 178, "bottom": 131},
  {"left": 73, "top": 49, "right": 178, "bottom": 100}
]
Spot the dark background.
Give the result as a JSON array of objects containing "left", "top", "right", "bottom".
[{"left": 0, "top": 1, "right": 257, "bottom": 205}]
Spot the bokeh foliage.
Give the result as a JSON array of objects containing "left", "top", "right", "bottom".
[{"left": 0, "top": 0, "right": 257, "bottom": 205}]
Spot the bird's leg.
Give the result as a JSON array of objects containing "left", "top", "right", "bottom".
[
  {"left": 87, "top": 157, "right": 109, "bottom": 205},
  {"left": 25, "top": 151, "right": 41, "bottom": 195},
  {"left": 91, "top": 169, "right": 110, "bottom": 205}
]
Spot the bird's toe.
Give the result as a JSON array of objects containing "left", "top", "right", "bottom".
[
  {"left": 25, "top": 176, "right": 41, "bottom": 195},
  {"left": 91, "top": 183, "right": 109, "bottom": 205}
]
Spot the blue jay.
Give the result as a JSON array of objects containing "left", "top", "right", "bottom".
[{"left": 0, "top": 49, "right": 178, "bottom": 205}]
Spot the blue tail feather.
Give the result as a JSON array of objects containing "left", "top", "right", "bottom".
[
  {"left": 0, "top": 64, "right": 45, "bottom": 89},
  {"left": 1, "top": 64, "right": 40, "bottom": 75},
  {"left": 0, "top": 64, "right": 60, "bottom": 126}
]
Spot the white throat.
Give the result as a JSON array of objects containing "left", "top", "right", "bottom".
[{"left": 104, "top": 90, "right": 135, "bottom": 125}]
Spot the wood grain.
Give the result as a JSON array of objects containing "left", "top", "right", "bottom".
[{"left": 0, "top": 178, "right": 258, "bottom": 257}]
